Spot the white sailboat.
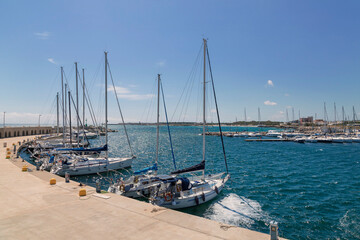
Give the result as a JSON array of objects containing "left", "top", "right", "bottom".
[
  {"left": 149, "top": 39, "right": 230, "bottom": 209},
  {"left": 51, "top": 52, "right": 134, "bottom": 177},
  {"left": 108, "top": 74, "right": 174, "bottom": 198}
]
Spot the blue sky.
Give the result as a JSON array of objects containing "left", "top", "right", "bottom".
[{"left": 1, "top": 0, "right": 360, "bottom": 125}]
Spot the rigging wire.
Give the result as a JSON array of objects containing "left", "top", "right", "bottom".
[
  {"left": 171, "top": 44, "right": 203, "bottom": 122},
  {"left": 206, "top": 46, "right": 228, "bottom": 174},
  {"left": 107, "top": 61, "right": 135, "bottom": 157},
  {"left": 160, "top": 80, "right": 176, "bottom": 169}
]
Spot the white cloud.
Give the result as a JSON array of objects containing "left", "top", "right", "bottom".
[
  {"left": 264, "top": 100, "right": 277, "bottom": 106},
  {"left": 284, "top": 93, "right": 290, "bottom": 97},
  {"left": 34, "top": 32, "right": 50, "bottom": 40},
  {"left": 107, "top": 86, "right": 131, "bottom": 94},
  {"left": 271, "top": 111, "right": 285, "bottom": 121},
  {"left": 157, "top": 60, "right": 166, "bottom": 67},
  {"left": 107, "top": 85, "right": 154, "bottom": 100},
  {"left": 47, "top": 58, "right": 56, "bottom": 65},
  {"left": 118, "top": 94, "right": 155, "bottom": 100},
  {"left": 266, "top": 80, "right": 274, "bottom": 87}
]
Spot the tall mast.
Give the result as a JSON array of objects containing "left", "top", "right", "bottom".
[
  {"left": 105, "top": 52, "right": 108, "bottom": 160},
  {"left": 258, "top": 107, "right": 261, "bottom": 124},
  {"left": 334, "top": 102, "right": 337, "bottom": 123},
  {"left": 324, "top": 102, "right": 328, "bottom": 126},
  {"left": 202, "top": 38, "right": 207, "bottom": 180},
  {"left": 82, "top": 68, "right": 86, "bottom": 141},
  {"left": 68, "top": 91, "right": 72, "bottom": 145},
  {"left": 64, "top": 83, "right": 68, "bottom": 144},
  {"left": 155, "top": 74, "right": 161, "bottom": 176},
  {"left": 75, "top": 62, "right": 79, "bottom": 146},
  {"left": 286, "top": 109, "right": 289, "bottom": 123},
  {"left": 292, "top": 107, "right": 294, "bottom": 122},
  {"left": 61, "top": 67, "right": 65, "bottom": 145},
  {"left": 56, "top": 92, "right": 59, "bottom": 134},
  {"left": 353, "top": 106, "right": 356, "bottom": 122},
  {"left": 244, "top": 107, "right": 247, "bottom": 122}
]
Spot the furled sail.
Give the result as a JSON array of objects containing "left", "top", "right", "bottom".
[{"left": 170, "top": 160, "right": 205, "bottom": 175}]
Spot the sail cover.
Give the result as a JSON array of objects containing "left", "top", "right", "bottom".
[
  {"left": 54, "top": 144, "right": 108, "bottom": 152},
  {"left": 170, "top": 160, "right": 205, "bottom": 175},
  {"left": 134, "top": 163, "right": 158, "bottom": 175}
]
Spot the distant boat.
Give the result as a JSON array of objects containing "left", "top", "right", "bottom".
[{"left": 266, "top": 130, "right": 282, "bottom": 137}]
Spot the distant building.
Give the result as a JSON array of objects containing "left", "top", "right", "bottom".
[
  {"left": 300, "top": 116, "right": 313, "bottom": 124},
  {"left": 314, "top": 119, "right": 325, "bottom": 125}
]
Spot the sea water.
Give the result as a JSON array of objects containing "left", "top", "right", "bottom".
[{"left": 21, "top": 125, "right": 360, "bottom": 239}]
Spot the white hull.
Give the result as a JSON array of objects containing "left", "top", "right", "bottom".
[
  {"left": 51, "top": 157, "right": 133, "bottom": 176},
  {"left": 151, "top": 174, "right": 229, "bottom": 209}
]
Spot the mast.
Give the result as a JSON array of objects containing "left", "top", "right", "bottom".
[
  {"left": 202, "top": 38, "right": 207, "bottom": 180},
  {"left": 244, "top": 107, "right": 247, "bottom": 122},
  {"left": 105, "top": 52, "right": 108, "bottom": 160},
  {"left": 324, "top": 102, "right": 329, "bottom": 126},
  {"left": 292, "top": 107, "right": 294, "bottom": 122},
  {"left": 286, "top": 109, "right": 289, "bottom": 123},
  {"left": 334, "top": 102, "right": 337, "bottom": 123},
  {"left": 258, "top": 107, "right": 261, "bottom": 125},
  {"left": 75, "top": 62, "right": 79, "bottom": 146},
  {"left": 155, "top": 74, "right": 161, "bottom": 176},
  {"left": 353, "top": 106, "right": 356, "bottom": 123},
  {"left": 82, "top": 68, "right": 86, "bottom": 141},
  {"left": 68, "top": 91, "right": 72, "bottom": 145},
  {"left": 64, "top": 83, "right": 67, "bottom": 144},
  {"left": 61, "top": 67, "right": 65, "bottom": 144},
  {"left": 56, "top": 92, "right": 59, "bottom": 134}
]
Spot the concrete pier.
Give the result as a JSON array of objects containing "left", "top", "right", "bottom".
[{"left": 0, "top": 136, "right": 286, "bottom": 240}]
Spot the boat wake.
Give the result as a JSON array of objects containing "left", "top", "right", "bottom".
[
  {"left": 339, "top": 209, "right": 360, "bottom": 239},
  {"left": 204, "top": 193, "right": 267, "bottom": 228}
]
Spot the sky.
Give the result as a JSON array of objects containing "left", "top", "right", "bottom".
[{"left": 1, "top": 0, "right": 360, "bottom": 125}]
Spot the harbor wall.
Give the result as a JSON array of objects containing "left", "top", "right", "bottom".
[{"left": 0, "top": 126, "right": 53, "bottom": 138}]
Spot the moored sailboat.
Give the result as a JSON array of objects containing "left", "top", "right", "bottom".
[
  {"left": 149, "top": 39, "right": 230, "bottom": 209},
  {"left": 51, "top": 52, "right": 135, "bottom": 176}
]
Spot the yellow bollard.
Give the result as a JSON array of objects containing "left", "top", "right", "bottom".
[
  {"left": 50, "top": 178, "right": 56, "bottom": 185},
  {"left": 6, "top": 155, "right": 10, "bottom": 159},
  {"left": 22, "top": 165, "right": 28, "bottom": 172},
  {"left": 79, "top": 188, "right": 87, "bottom": 197},
  {"left": 7, "top": 151, "right": 11, "bottom": 155},
  {"left": 6, "top": 148, "right": 10, "bottom": 151}
]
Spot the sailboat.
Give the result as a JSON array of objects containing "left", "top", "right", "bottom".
[
  {"left": 50, "top": 52, "right": 135, "bottom": 176},
  {"left": 149, "top": 39, "right": 230, "bottom": 209},
  {"left": 108, "top": 74, "right": 176, "bottom": 198}
]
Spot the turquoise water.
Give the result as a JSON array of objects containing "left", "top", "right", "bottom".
[{"left": 22, "top": 125, "right": 360, "bottom": 239}]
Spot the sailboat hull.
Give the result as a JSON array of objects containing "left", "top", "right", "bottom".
[
  {"left": 152, "top": 174, "right": 230, "bottom": 209},
  {"left": 51, "top": 157, "right": 133, "bottom": 176}
]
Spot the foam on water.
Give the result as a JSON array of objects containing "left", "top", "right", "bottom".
[
  {"left": 204, "top": 193, "right": 267, "bottom": 228},
  {"left": 339, "top": 209, "right": 360, "bottom": 239}
]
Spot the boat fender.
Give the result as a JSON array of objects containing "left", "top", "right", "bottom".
[
  {"left": 164, "top": 192, "right": 173, "bottom": 202},
  {"left": 201, "top": 192, "right": 205, "bottom": 202},
  {"left": 195, "top": 196, "right": 199, "bottom": 205},
  {"left": 214, "top": 186, "right": 219, "bottom": 194}
]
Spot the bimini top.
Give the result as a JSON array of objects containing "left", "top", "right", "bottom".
[{"left": 171, "top": 160, "right": 205, "bottom": 175}]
